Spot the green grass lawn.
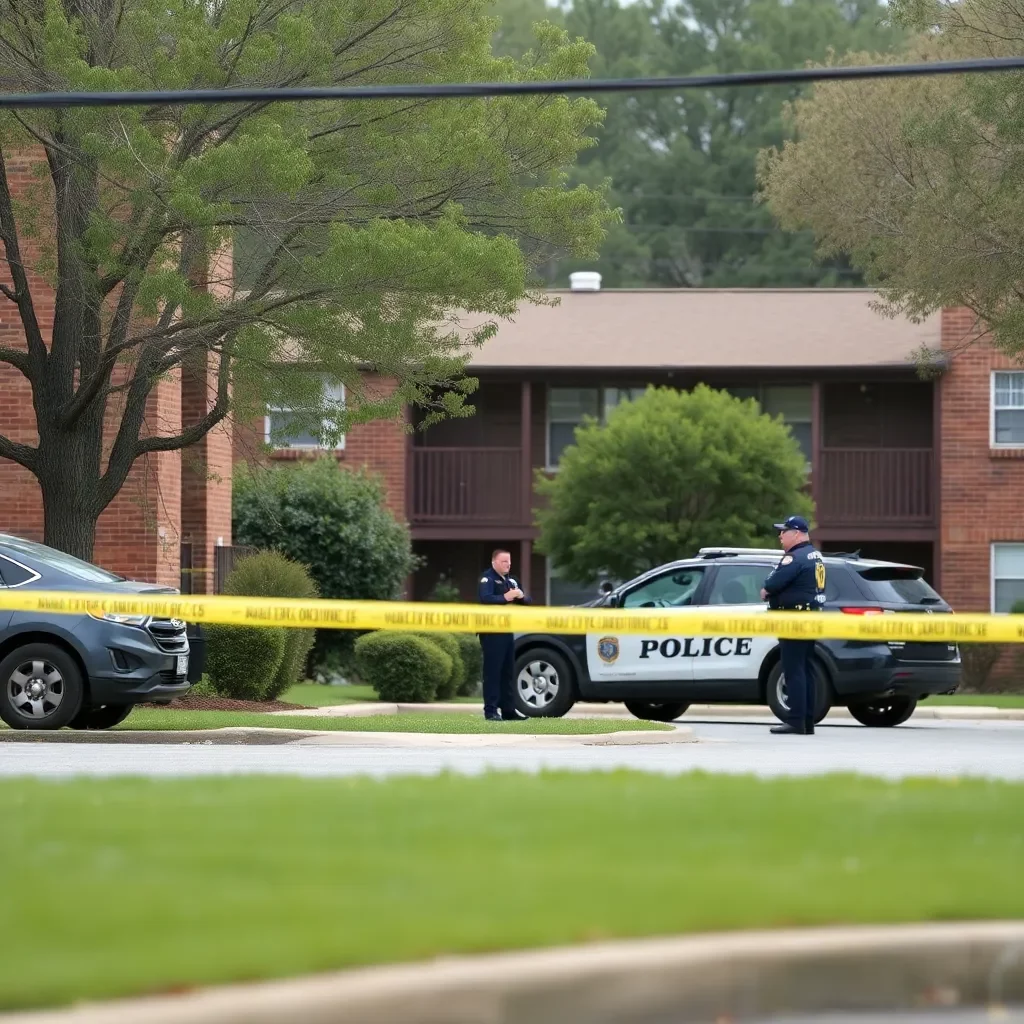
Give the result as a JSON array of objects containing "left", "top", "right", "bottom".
[
  {"left": 113, "top": 708, "right": 668, "bottom": 733},
  {"left": 927, "top": 694, "right": 1024, "bottom": 709},
  {"left": 2, "top": 771, "right": 1022, "bottom": 1011},
  {"left": 283, "top": 682, "right": 481, "bottom": 706}
]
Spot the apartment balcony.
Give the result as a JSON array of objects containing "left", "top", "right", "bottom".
[
  {"left": 411, "top": 447, "right": 526, "bottom": 527},
  {"left": 816, "top": 447, "right": 935, "bottom": 527}
]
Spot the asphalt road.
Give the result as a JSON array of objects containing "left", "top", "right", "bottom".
[
  {"left": 745, "top": 1011, "right": 1023, "bottom": 1022},
  {"left": 2, "top": 714, "right": 1022, "bottom": 780}
]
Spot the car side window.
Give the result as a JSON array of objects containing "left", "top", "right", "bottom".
[
  {"left": 0, "top": 556, "right": 38, "bottom": 587},
  {"left": 621, "top": 568, "right": 705, "bottom": 609},
  {"left": 705, "top": 564, "right": 774, "bottom": 606}
]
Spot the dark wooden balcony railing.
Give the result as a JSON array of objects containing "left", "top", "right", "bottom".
[
  {"left": 817, "top": 448, "right": 934, "bottom": 526},
  {"left": 411, "top": 447, "right": 523, "bottom": 523}
]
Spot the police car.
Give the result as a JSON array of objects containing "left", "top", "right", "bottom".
[{"left": 513, "top": 548, "right": 962, "bottom": 727}]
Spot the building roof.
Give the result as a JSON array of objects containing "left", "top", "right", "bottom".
[{"left": 459, "top": 289, "right": 941, "bottom": 370}]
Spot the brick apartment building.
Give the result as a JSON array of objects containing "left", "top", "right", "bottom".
[{"left": 3, "top": 267, "right": 1024, "bottom": 616}]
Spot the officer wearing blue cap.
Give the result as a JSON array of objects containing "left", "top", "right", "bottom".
[{"left": 759, "top": 515, "right": 825, "bottom": 735}]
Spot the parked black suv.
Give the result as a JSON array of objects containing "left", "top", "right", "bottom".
[
  {"left": 513, "top": 548, "right": 961, "bottom": 727},
  {"left": 0, "top": 534, "right": 202, "bottom": 730}
]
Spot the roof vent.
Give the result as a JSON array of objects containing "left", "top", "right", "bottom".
[{"left": 569, "top": 271, "right": 602, "bottom": 292}]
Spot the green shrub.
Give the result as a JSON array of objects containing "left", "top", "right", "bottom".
[
  {"left": 221, "top": 549, "right": 321, "bottom": 700},
  {"left": 233, "top": 460, "right": 420, "bottom": 692},
  {"left": 186, "top": 675, "right": 218, "bottom": 699},
  {"left": 453, "top": 633, "right": 483, "bottom": 697},
  {"left": 354, "top": 632, "right": 451, "bottom": 703},
  {"left": 412, "top": 633, "right": 464, "bottom": 700},
  {"left": 205, "top": 624, "right": 287, "bottom": 701}
]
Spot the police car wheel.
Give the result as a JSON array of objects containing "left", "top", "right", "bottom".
[
  {"left": 514, "top": 648, "right": 576, "bottom": 718},
  {"left": 623, "top": 701, "right": 689, "bottom": 723},
  {"left": 765, "top": 661, "right": 830, "bottom": 725},
  {"left": 847, "top": 697, "right": 917, "bottom": 728}
]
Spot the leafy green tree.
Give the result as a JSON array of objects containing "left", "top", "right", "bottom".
[
  {"left": 0, "top": 0, "right": 611, "bottom": 559},
  {"left": 535, "top": 0, "right": 903, "bottom": 288},
  {"left": 757, "top": 0, "right": 1024, "bottom": 358},
  {"left": 233, "top": 459, "right": 415, "bottom": 602},
  {"left": 534, "top": 385, "right": 813, "bottom": 582}
]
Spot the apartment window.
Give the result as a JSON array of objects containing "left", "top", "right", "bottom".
[
  {"left": 728, "top": 384, "right": 813, "bottom": 463},
  {"left": 992, "top": 371, "right": 1024, "bottom": 446},
  {"left": 547, "top": 386, "right": 648, "bottom": 466},
  {"left": 265, "top": 382, "right": 346, "bottom": 450},
  {"left": 546, "top": 560, "right": 609, "bottom": 606},
  {"left": 992, "top": 544, "right": 1024, "bottom": 613}
]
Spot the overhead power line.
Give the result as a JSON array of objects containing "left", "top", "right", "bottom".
[{"left": 1, "top": 55, "right": 1024, "bottom": 109}]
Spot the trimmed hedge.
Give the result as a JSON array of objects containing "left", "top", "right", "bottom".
[
  {"left": 204, "top": 624, "right": 287, "bottom": 701},
  {"left": 354, "top": 632, "right": 451, "bottom": 703},
  {"left": 220, "top": 549, "right": 320, "bottom": 700},
  {"left": 453, "top": 633, "right": 483, "bottom": 697},
  {"left": 412, "top": 633, "right": 464, "bottom": 700}
]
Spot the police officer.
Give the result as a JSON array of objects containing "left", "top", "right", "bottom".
[
  {"left": 478, "top": 548, "right": 531, "bottom": 722},
  {"left": 759, "top": 515, "right": 826, "bottom": 736}
]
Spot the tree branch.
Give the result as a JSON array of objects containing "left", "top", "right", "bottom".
[
  {"left": 0, "top": 345, "right": 32, "bottom": 376},
  {"left": 135, "top": 348, "right": 231, "bottom": 455},
  {"left": 0, "top": 431, "right": 38, "bottom": 471},
  {"left": 0, "top": 148, "right": 48, "bottom": 372}
]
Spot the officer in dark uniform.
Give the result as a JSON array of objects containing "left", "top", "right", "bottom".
[
  {"left": 760, "top": 515, "right": 826, "bottom": 736},
  {"left": 478, "top": 548, "right": 531, "bottom": 721}
]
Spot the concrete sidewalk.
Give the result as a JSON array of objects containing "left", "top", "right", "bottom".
[
  {"left": 0, "top": 725, "right": 697, "bottom": 747},
  {"left": 3, "top": 921, "right": 1021, "bottom": 1024},
  {"left": 269, "top": 700, "right": 1024, "bottom": 721}
]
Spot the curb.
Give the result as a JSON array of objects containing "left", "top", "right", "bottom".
[
  {"left": 3, "top": 921, "right": 1022, "bottom": 1023},
  {"left": 269, "top": 700, "right": 1024, "bottom": 722},
  {"left": 0, "top": 726, "right": 696, "bottom": 748}
]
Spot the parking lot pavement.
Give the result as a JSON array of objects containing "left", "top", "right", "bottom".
[
  {"left": 1, "top": 715, "right": 1022, "bottom": 780},
  {"left": 743, "top": 1010, "right": 1023, "bottom": 1023}
]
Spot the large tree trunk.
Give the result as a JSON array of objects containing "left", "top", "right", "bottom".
[
  {"left": 40, "top": 479, "right": 100, "bottom": 563},
  {"left": 35, "top": 403, "right": 106, "bottom": 565}
]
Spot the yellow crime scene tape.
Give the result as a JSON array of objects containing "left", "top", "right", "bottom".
[{"left": 0, "top": 589, "right": 1020, "bottom": 643}]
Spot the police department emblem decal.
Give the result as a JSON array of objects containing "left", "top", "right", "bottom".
[{"left": 597, "top": 636, "right": 620, "bottom": 664}]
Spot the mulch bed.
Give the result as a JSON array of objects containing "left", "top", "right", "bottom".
[{"left": 139, "top": 695, "right": 316, "bottom": 713}]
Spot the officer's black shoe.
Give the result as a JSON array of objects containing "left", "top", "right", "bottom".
[
  {"left": 770, "top": 723, "right": 810, "bottom": 735},
  {"left": 501, "top": 708, "right": 528, "bottom": 721},
  {"left": 484, "top": 711, "right": 502, "bottom": 722}
]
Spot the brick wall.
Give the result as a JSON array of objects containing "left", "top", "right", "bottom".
[
  {"left": 180, "top": 351, "right": 234, "bottom": 592},
  {"left": 233, "top": 372, "right": 409, "bottom": 522},
  {"left": 0, "top": 146, "right": 221, "bottom": 586},
  {"left": 938, "top": 306, "right": 1024, "bottom": 613}
]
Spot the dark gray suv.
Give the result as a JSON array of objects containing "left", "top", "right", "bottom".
[{"left": 0, "top": 534, "right": 200, "bottom": 730}]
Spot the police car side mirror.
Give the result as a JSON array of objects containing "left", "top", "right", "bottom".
[{"left": 599, "top": 580, "right": 614, "bottom": 595}]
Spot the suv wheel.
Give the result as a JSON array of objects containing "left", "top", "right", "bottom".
[
  {"left": 766, "top": 660, "right": 830, "bottom": 725},
  {"left": 848, "top": 696, "right": 917, "bottom": 728},
  {"left": 514, "top": 647, "right": 576, "bottom": 718},
  {"left": 68, "top": 704, "right": 134, "bottom": 730},
  {"left": 624, "top": 701, "right": 689, "bottom": 723},
  {"left": 0, "top": 643, "right": 85, "bottom": 730}
]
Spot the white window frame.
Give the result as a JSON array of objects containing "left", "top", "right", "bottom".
[
  {"left": 991, "top": 542, "right": 1024, "bottom": 613},
  {"left": 0, "top": 553, "right": 42, "bottom": 589},
  {"left": 265, "top": 382, "right": 346, "bottom": 451},
  {"left": 990, "top": 370, "right": 1024, "bottom": 449}
]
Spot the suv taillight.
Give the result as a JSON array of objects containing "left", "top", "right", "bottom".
[{"left": 840, "top": 606, "right": 885, "bottom": 615}]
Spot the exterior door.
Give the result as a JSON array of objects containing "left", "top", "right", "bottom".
[
  {"left": 585, "top": 566, "right": 707, "bottom": 684},
  {"left": 694, "top": 562, "right": 779, "bottom": 683}
]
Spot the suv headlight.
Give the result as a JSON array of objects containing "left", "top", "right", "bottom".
[{"left": 89, "top": 611, "right": 150, "bottom": 627}]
